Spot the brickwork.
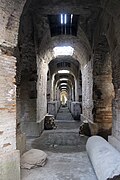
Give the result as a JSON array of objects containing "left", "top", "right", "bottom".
[
  {"left": 93, "top": 2, "right": 120, "bottom": 140},
  {"left": 0, "top": 1, "right": 120, "bottom": 177},
  {"left": 0, "top": 54, "right": 16, "bottom": 152}
]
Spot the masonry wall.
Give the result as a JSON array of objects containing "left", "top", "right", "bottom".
[
  {"left": 93, "top": 43, "right": 114, "bottom": 136},
  {"left": 0, "top": 0, "right": 26, "bottom": 47},
  {"left": 17, "top": 74, "right": 39, "bottom": 137},
  {"left": 0, "top": 53, "right": 20, "bottom": 179},
  {"left": 0, "top": 0, "right": 27, "bottom": 178},
  {"left": 93, "top": 1, "right": 120, "bottom": 146}
]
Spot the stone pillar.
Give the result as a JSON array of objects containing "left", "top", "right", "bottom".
[
  {"left": 67, "top": 100, "right": 71, "bottom": 111},
  {"left": 75, "top": 78, "right": 78, "bottom": 101},
  {"left": 71, "top": 102, "right": 81, "bottom": 120},
  {"left": 48, "top": 101, "right": 58, "bottom": 117},
  {"left": 56, "top": 87, "right": 60, "bottom": 101},
  {"left": 71, "top": 86, "right": 74, "bottom": 101},
  {"left": 37, "top": 59, "right": 48, "bottom": 124},
  {"left": 0, "top": 54, "right": 20, "bottom": 180},
  {"left": 50, "top": 74, "right": 55, "bottom": 101},
  {"left": 82, "top": 61, "right": 93, "bottom": 122}
]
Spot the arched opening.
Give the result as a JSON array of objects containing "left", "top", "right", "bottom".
[
  {"left": 3, "top": 0, "right": 120, "bottom": 179},
  {"left": 15, "top": 0, "right": 97, "bottom": 159},
  {"left": 47, "top": 56, "right": 81, "bottom": 119},
  {"left": 60, "top": 91, "right": 68, "bottom": 105}
]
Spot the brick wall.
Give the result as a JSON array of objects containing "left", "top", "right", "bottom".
[{"left": 0, "top": 54, "right": 16, "bottom": 153}]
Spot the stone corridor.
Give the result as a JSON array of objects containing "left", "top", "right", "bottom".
[
  {"left": 1, "top": 0, "right": 120, "bottom": 179},
  {"left": 21, "top": 106, "right": 97, "bottom": 180}
]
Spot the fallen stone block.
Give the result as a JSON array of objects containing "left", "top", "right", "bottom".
[
  {"left": 86, "top": 136, "right": 120, "bottom": 180},
  {"left": 21, "top": 149, "right": 47, "bottom": 169}
]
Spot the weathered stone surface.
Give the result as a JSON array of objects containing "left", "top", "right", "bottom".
[
  {"left": 71, "top": 101, "right": 81, "bottom": 120},
  {"left": 1, "top": 0, "right": 120, "bottom": 179},
  {"left": 21, "top": 149, "right": 47, "bottom": 170},
  {"left": 79, "top": 121, "right": 91, "bottom": 136},
  {"left": 0, "top": 54, "right": 16, "bottom": 153},
  {"left": 21, "top": 151, "right": 97, "bottom": 180},
  {"left": 17, "top": 133, "right": 26, "bottom": 155},
  {"left": 82, "top": 60, "right": 93, "bottom": 123},
  {"left": 86, "top": 136, "right": 120, "bottom": 180},
  {"left": 0, "top": 150, "right": 20, "bottom": 180},
  {"left": 48, "top": 101, "right": 58, "bottom": 116}
]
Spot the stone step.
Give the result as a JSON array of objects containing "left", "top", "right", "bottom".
[
  {"left": 31, "top": 130, "right": 88, "bottom": 153},
  {"left": 55, "top": 120, "right": 81, "bottom": 129}
]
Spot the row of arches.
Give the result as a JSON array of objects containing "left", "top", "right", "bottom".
[{"left": 1, "top": 1, "right": 120, "bottom": 179}]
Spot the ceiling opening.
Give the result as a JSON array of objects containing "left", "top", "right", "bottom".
[
  {"left": 53, "top": 46, "right": 74, "bottom": 56},
  {"left": 58, "top": 70, "right": 70, "bottom": 74},
  {"left": 48, "top": 14, "right": 79, "bottom": 36}
]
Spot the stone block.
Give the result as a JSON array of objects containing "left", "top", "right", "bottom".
[{"left": 21, "top": 149, "right": 47, "bottom": 170}]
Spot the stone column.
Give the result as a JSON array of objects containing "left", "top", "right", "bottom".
[
  {"left": 50, "top": 74, "right": 55, "bottom": 101},
  {"left": 71, "top": 86, "right": 74, "bottom": 101},
  {"left": 71, "top": 102, "right": 81, "bottom": 120},
  {"left": 81, "top": 61, "right": 93, "bottom": 122},
  {"left": 37, "top": 59, "right": 48, "bottom": 125},
  {"left": 75, "top": 78, "right": 78, "bottom": 101}
]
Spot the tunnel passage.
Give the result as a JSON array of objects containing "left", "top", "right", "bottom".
[
  {"left": 47, "top": 56, "right": 82, "bottom": 120},
  {"left": 1, "top": 0, "right": 120, "bottom": 180},
  {"left": 15, "top": 0, "right": 117, "bottom": 144}
]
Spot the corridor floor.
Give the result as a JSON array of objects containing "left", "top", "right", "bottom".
[{"left": 21, "top": 106, "right": 97, "bottom": 180}]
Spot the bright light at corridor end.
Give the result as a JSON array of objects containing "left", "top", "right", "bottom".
[
  {"left": 53, "top": 46, "right": 74, "bottom": 57},
  {"left": 58, "top": 70, "right": 70, "bottom": 74}
]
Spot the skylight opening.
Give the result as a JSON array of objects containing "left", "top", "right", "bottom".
[
  {"left": 53, "top": 46, "right": 74, "bottom": 57},
  {"left": 58, "top": 70, "right": 70, "bottom": 74},
  {"left": 61, "top": 14, "right": 63, "bottom": 24},
  {"left": 48, "top": 14, "right": 79, "bottom": 37},
  {"left": 61, "top": 83, "right": 67, "bottom": 86},
  {"left": 64, "top": 14, "right": 67, "bottom": 24},
  {"left": 71, "top": 14, "right": 73, "bottom": 23},
  {"left": 60, "top": 14, "right": 67, "bottom": 25},
  {"left": 61, "top": 87, "right": 67, "bottom": 90},
  {"left": 59, "top": 78, "right": 68, "bottom": 81}
]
